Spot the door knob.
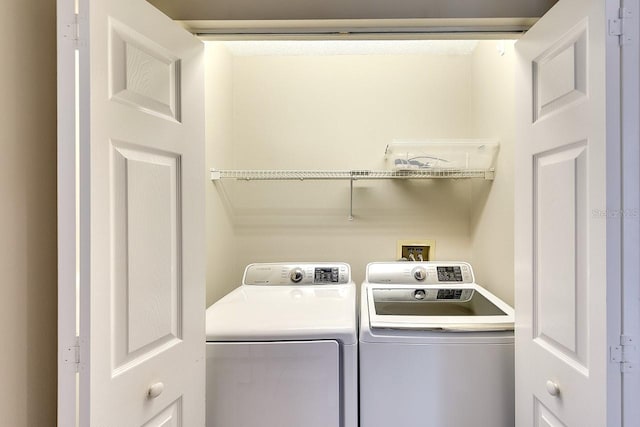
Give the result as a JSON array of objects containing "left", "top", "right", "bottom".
[
  {"left": 148, "top": 382, "right": 165, "bottom": 399},
  {"left": 545, "top": 380, "right": 560, "bottom": 397}
]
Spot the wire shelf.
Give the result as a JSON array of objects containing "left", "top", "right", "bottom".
[
  {"left": 210, "top": 168, "right": 495, "bottom": 181},
  {"left": 209, "top": 167, "right": 495, "bottom": 220}
]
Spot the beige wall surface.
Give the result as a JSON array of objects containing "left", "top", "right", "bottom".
[
  {"left": 0, "top": 0, "right": 58, "bottom": 425},
  {"left": 205, "top": 45, "right": 239, "bottom": 305},
  {"left": 229, "top": 52, "right": 475, "bottom": 285},
  {"left": 469, "top": 41, "right": 516, "bottom": 305},
  {"left": 206, "top": 43, "right": 516, "bottom": 295}
]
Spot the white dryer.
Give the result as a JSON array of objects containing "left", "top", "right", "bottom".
[
  {"left": 360, "top": 261, "right": 515, "bottom": 427},
  {"left": 206, "top": 262, "right": 357, "bottom": 427}
]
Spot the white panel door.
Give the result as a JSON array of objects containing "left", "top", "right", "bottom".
[
  {"left": 515, "top": 0, "right": 621, "bottom": 426},
  {"left": 58, "top": 0, "right": 205, "bottom": 425}
]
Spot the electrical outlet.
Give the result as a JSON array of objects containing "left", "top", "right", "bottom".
[{"left": 396, "top": 239, "right": 435, "bottom": 261}]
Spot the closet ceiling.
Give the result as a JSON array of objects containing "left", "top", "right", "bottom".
[{"left": 146, "top": 0, "right": 557, "bottom": 21}]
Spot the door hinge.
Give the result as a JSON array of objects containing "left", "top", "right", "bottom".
[
  {"left": 63, "top": 336, "right": 80, "bottom": 372},
  {"left": 61, "top": 14, "right": 81, "bottom": 48},
  {"left": 610, "top": 335, "right": 637, "bottom": 373},
  {"left": 609, "top": 8, "right": 633, "bottom": 45}
]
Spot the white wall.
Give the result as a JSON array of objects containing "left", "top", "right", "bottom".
[
  {"left": 206, "top": 45, "right": 492, "bottom": 291},
  {"left": 469, "top": 41, "right": 516, "bottom": 305},
  {"left": 231, "top": 52, "right": 478, "bottom": 285},
  {"left": 205, "top": 45, "right": 239, "bottom": 305},
  {"left": 0, "top": 0, "right": 58, "bottom": 425}
]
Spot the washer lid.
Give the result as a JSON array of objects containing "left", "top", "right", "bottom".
[
  {"left": 367, "top": 283, "right": 514, "bottom": 332},
  {"left": 206, "top": 283, "right": 357, "bottom": 344}
]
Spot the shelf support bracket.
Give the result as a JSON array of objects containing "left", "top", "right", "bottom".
[{"left": 349, "top": 177, "right": 354, "bottom": 221}]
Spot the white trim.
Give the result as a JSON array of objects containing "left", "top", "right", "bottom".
[
  {"left": 183, "top": 18, "right": 534, "bottom": 40},
  {"left": 57, "top": 0, "right": 79, "bottom": 425},
  {"left": 620, "top": 0, "right": 640, "bottom": 424},
  {"left": 76, "top": 0, "right": 91, "bottom": 425},
  {"left": 606, "top": 0, "right": 626, "bottom": 423},
  {"left": 606, "top": 0, "right": 625, "bottom": 426}
]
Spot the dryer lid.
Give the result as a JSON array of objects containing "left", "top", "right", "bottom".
[{"left": 206, "top": 283, "right": 357, "bottom": 344}]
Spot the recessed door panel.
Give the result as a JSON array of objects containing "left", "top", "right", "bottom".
[
  {"left": 109, "top": 19, "right": 181, "bottom": 121},
  {"left": 111, "top": 143, "right": 182, "bottom": 373},
  {"left": 535, "top": 398, "right": 567, "bottom": 427},
  {"left": 532, "top": 21, "right": 587, "bottom": 121},
  {"left": 533, "top": 142, "right": 588, "bottom": 367},
  {"left": 142, "top": 399, "right": 182, "bottom": 427}
]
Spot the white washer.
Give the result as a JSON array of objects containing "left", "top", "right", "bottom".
[
  {"left": 206, "top": 262, "right": 357, "bottom": 427},
  {"left": 360, "top": 261, "right": 515, "bottom": 427}
]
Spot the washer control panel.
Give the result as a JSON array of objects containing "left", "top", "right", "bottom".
[
  {"left": 372, "top": 288, "right": 474, "bottom": 303},
  {"left": 243, "top": 263, "right": 351, "bottom": 286},
  {"left": 367, "top": 261, "right": 474, "bottom": 285}
]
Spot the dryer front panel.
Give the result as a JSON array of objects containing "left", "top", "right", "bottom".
[{"left": 206, "top": 340, "right": 340, "bottom": 427}]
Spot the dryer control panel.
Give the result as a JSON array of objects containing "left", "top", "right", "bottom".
[
  {"left": 243, "top": 262, "right": 351, "bottom": 286},
  {"left": 366, "top": 261, "right": 474, "bottom": 285}
]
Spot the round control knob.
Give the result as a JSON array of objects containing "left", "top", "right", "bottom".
[
  {"left": 289, "top": 268, "right": 304, "bottom": 283},
  {"left": 546, "top": 380, "right": 560, "bottom": 397},
  {"left": 413, "top": 267, "right": 427, "bottom": 281},
  {"left": 414, "top": 289, "right": 426, "bottom": 300}
]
